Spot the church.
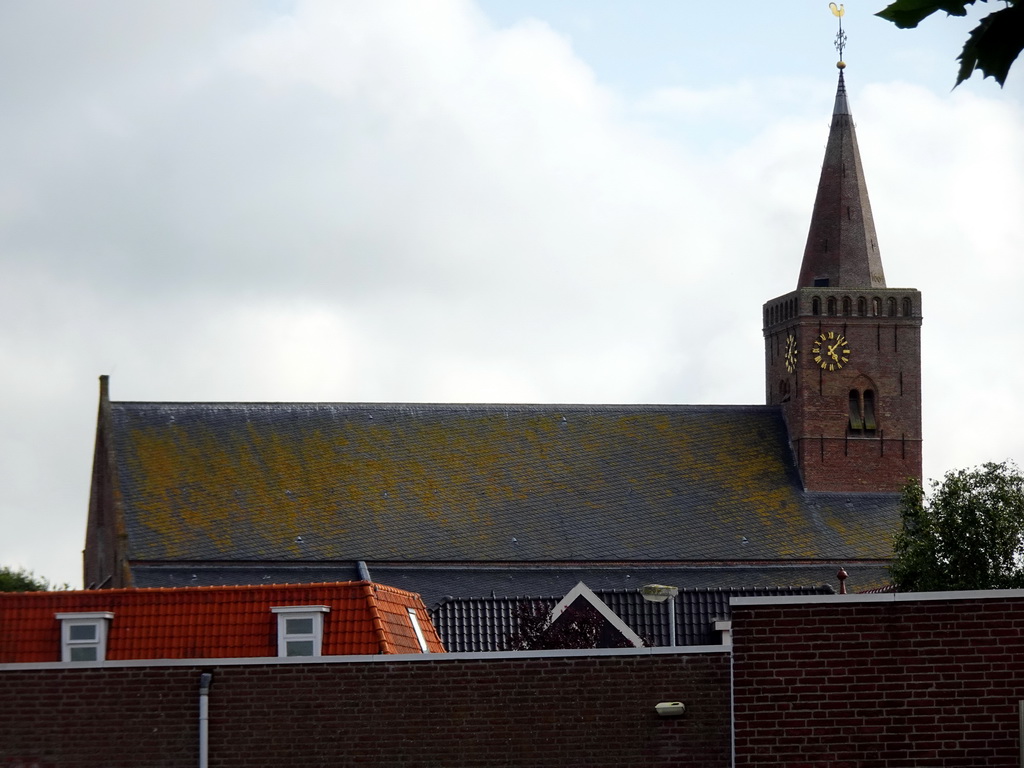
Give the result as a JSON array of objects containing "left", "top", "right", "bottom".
[{"left": 83, "top": 66, "right": 922, "bottom": 607}]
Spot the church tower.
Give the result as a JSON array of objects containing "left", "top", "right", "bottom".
[{"left": 763, "top": 65, "right": 922, "bottom": 493}]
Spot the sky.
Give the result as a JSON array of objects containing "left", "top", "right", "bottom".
[{"left": 1, "top": 1, "right": 1022, "bottom": 588}]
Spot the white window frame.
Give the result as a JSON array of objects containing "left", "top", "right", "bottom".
[
  {"left": 56, "top": 612, "right": 114, "bottom": 662},
  {"left": 270, "top": 606, "right": 330, "bottom": 657},
  {"left": 406, "top": 607, "right": 430, "bottom": 653}
]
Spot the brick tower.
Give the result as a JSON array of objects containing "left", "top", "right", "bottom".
[{"left": 763, "top": 67, "right": 922, "bottom": 493}]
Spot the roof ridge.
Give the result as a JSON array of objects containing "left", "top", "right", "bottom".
[
  {"left": 110, "top": 401, "right": 780, "bottom": 413},
  {"left": 361, "top": 581, "right": 395, "bottom": 654},
  {"left": 0, "top": 580, "right": 372, "bottom": 599}
]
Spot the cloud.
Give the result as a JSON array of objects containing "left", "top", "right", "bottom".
[
  {"left": 1, "top": 1, "right": 1022, "bottom": 585},
  {"left": 858, "top": 83, "right": 1024, "bottom": 477}
]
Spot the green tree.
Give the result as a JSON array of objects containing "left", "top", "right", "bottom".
[
  {"left": 877, "top": 0, "right": 1024, "bottom": 86},
  {"left": 891, "top": 461, "right": 1024, "bottom": 590},
  {"left": 0, "top": 565, "right": 57, "bottom": 592}
]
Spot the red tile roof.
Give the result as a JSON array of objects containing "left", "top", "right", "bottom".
[{"left": 0, "top": 581, "right": 445, "bottom": 663}]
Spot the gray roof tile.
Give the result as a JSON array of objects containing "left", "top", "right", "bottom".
[
  {"left": 431, "top": 584, "right": 835, "bottom": 652},
  {"left": 108, "top": 401, "right": 899, "bottom": 566}
]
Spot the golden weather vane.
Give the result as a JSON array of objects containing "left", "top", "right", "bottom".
[{"left": 829, "top": 3, "right": 847, "bottom": 67}]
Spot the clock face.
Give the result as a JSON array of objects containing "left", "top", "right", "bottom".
[
  {"left": 811, "top": 331, "right": 851, "bottom": 371},
  {"left": 784, "top": 334, "right": 798, "bottom": 373}
]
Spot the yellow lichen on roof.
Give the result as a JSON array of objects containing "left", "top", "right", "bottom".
[{"left": 112, "top": 403, "right": 898, "bottom": 563}]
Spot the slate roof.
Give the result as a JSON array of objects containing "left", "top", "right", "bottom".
[
  {"left": 99, "top": 400, "right": 899, "bottom": 571},
  {"left": 0, "top": 582, "right": 444, "bottom": 663},
  {"left": 432, "top": 585, "right": 834, "bottom": 652},
  {"left": 798, "top": 69, "right": 886, "bottom": 290},
  {"left": 124, "top": 562, "right": 893, "bottom": 610}
]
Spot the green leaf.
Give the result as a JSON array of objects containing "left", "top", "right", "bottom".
[
  {"left": 876, "top": 0, "right": 978, "bottom": 29},
  {"left": 0, "top": 565, "right": 53, "bottom": 592},
  {"left": 956, "top": 3, "right": 1024, "bottom": 86},
  {"left": 891, "top": 461, "right": 1024, "bottom": 591}
]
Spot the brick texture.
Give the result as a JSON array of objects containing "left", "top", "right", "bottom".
[
  {"left": 733, "top": 596, "right": 1024, "bottom": 767},
  {"left": 0, "top": 651, "right": 730, "bottom": 768},
  {"left": 763, "top": 288, "right": 922, "bottom": 493}
]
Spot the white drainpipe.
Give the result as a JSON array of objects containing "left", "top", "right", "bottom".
[{"left": 199, "top": 672, "right": 213, "bottom": 768}]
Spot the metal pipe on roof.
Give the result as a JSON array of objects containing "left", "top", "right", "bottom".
[
  {"left": 199, "top": 672, "right": 213, "bottom": 768},
  {"left": 357, "top": 561, "right": 372, "bottom": 582}
]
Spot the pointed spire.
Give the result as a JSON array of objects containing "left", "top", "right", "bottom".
[
  {"left": 797, "top": 68, "right": 886, "bottom": 289},
  {"left": 832, "top": 67, "right": 851, "bottom": 116}
]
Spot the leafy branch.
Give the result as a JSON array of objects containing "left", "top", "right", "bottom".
[{"left": 877, "top": 0, "right": 1024, "bottom": 86}]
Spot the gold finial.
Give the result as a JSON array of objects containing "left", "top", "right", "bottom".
[{"left": 830, "top": 3, "right": 847, "bottom": 68}]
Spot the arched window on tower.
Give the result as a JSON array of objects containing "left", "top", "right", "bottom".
[
  {"left": 902, "top": 297, "right": 913, "bottom": 317},
  {"left": 812, "top": 297, "right": 821, "bottom": 316},
  {"left": 857, "top": 297, "right": 867, "bottom": 316},
  {"left": 872, "top": 297, "right": 882, "bottom": 316},
  {"left": 843, "top": 297, "right": 852, "bottom": 316},
  {"left": 887, "top": 297, "right": 897, "bottom": 317},
  {"left": 849, "top": 390, "right": 863, "bottom": 431},
  {"left": 827, "top": 297, "right": 837, "bottom": 316},
  {"left": 779, "top": 379, "right": 791, "bottom": 404},
  {"left": 849, "top": 388, "right": 878, "bottom": 436},
  {"left": 863, "top": 390, "right": 877, "bottom": 431}
]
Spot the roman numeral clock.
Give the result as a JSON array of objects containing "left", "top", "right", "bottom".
[{"left": 811, "top": 331, "right": 850, "bottom": 372}]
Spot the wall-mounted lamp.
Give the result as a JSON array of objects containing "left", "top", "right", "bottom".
[{"left": 655, "top": 701, "right": 686, "bottom": 717}]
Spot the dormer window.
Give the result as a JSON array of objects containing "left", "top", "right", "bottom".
[
  {"left": 271, "top": 606, "right": 330, "bottom": 657},
  {"left": 56, "top": 612, "right": 113, "bottom": 662}
]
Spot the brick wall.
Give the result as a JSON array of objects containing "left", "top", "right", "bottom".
[
  {"left": 0, "top": 650, "right": 730, "bottom": 768},
  {"left": 732, "top": 594, "right": 1024, "bottom": 767},
  {"left": 12, "top": 592, "right": 1024, "bottom": 767},
  {"left": 763, "top": 288, "right": 923, "bottom": 494},
  {"left": 794, "top": 435, "right": 921, "bottom": 494}
]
